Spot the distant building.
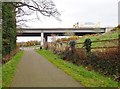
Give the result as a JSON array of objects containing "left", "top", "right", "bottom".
[
  {"left": 79, "top": 22, "right": 100, "bottom": 28},
  {"left": 118, "top": 1, "right": 120, "bottom": 25},
  {"left": 73, "top": 22, "right": 79, "bottom": 28}
]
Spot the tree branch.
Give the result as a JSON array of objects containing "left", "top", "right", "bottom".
[{"left": 12, "top": 0, "right": 61, "bottom": 26}]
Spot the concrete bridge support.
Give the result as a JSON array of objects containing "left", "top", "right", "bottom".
[{"left": 41, "top": 32, "right": 44, "bottom": 46}]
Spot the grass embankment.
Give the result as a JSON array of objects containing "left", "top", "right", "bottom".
[
  {"left": 2, "top": 51, "right": 24, "bottom": 87},
  {"left": 76, "top": 31, "right": 118, "bottom": 48},
  {"left": 36, "top": 49, "right": 119, "bottom": 87}
]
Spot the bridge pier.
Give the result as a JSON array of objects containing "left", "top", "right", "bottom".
[{"left": 41, "top": 32, "right": 44, "bottom": 46}]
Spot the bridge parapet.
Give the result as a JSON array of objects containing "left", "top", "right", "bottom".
[{"left": 17, "top": 28, "right": 106, "bottom": 34}]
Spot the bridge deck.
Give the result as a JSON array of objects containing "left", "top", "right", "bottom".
[{"left": 17, "top": 28, "right": 106, "bottom": 36}]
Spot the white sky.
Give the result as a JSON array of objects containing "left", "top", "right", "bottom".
[{"left": 22, "top": 0, "right": 119, "bottom": 28}]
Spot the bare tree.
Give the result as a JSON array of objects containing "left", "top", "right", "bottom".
[{"left": 11, "top": 0, "right": 61, "bottom": 26}]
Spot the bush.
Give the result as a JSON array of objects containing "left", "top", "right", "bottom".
[
  {"left": 92, "top": 49, "right": 120, "bottom": 79},
  {"left": 86, "top": 49, "right": 119, "bottom": 81},
  {"left": 2, "top": 47, "right": 19, "bottom": 64},
  {"left": 61, "top": 47, "right": 120, "bottom": 82}
]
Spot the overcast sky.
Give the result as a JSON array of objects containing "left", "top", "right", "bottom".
[{"left": 22, "top": 0, "right": 119, "bottom": 28}]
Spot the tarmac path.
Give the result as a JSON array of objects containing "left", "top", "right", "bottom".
[{"left": 11, "top": 48, "right": 83, "bottom": 87}]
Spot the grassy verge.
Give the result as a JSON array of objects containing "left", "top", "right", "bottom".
[
  {"left": 77, "top": 31, "right": 118, "bottom": 42},
  {"left": 36, "top": 49, "right": 119, "bottom": 87},
  {"left": 76, "top": 31, "right": 118, "bottom": 48},
  {"left": 2, "top": 51, "right": 24, "bottom": 87}
]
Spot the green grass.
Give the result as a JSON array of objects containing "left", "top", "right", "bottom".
[
  {"left": 76, "top": 31, "right": 119, "bottom": 48},
  {"left": 36, "top": 49, "right": 119, "bottom": 87},
  {"left": 78, "top": 31, "right": 118, "bottom": 42},
  {"left": 2, "top": 51, "right": 24, "bottom": 87}
]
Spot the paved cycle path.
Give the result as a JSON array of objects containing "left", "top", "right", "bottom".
[{"left": 11, "top": 48, "right": 83, "bottom": 87}]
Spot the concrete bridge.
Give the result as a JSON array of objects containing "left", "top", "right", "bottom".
[{"left": 17, "top": 27, "right": 106, "bottom": 45}]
